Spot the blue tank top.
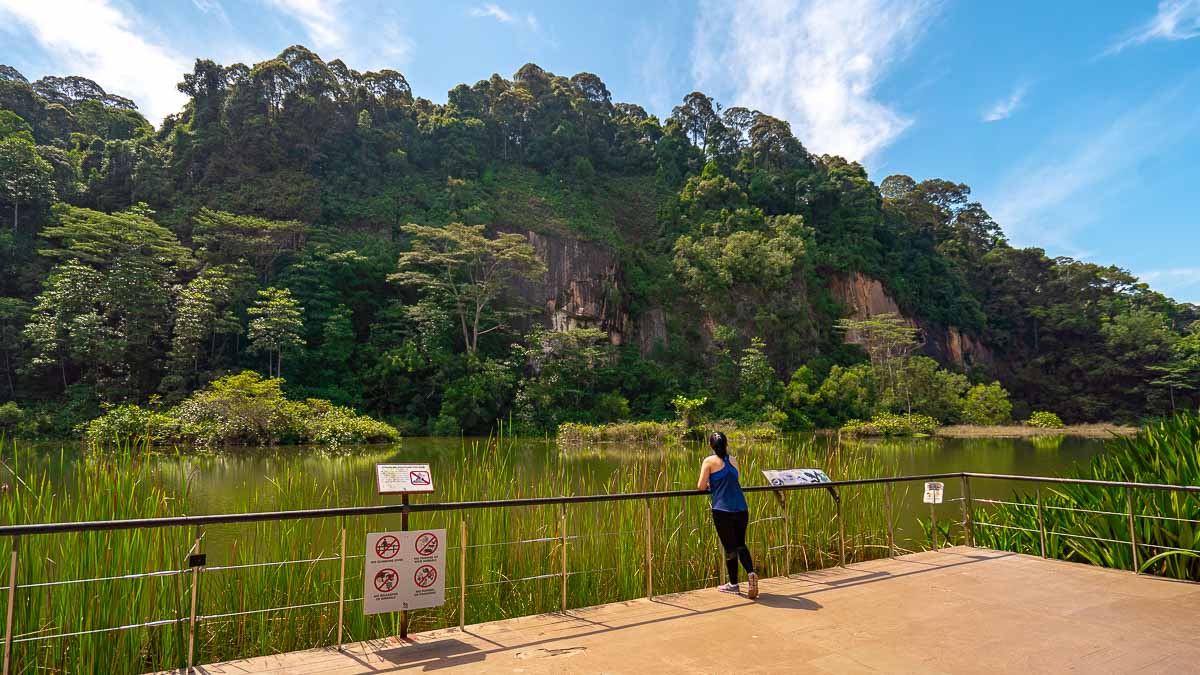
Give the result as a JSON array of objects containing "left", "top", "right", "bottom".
[{"left": 708, "top": 458, "right": 748, "bottom": 512}]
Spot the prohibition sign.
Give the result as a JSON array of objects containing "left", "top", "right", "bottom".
[
  {"left": 409, "top": 470, "right": 431, "bottom": 486},
  {"left": 375, "top": 535, "right": 400, "bottom": 559},
  {"left": 374, "top": 568, "right": 399, "bottom": 593},
  {"left": 414, "top": 564, "right": 437, "bottom": 588},
  {"left": 415, "top": 532, "right": 439, "bottom": 556}
]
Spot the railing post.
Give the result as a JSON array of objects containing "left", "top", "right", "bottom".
[
  {"left": 459, "top": 518, "right": 467, "bottom": 629},
  {"left": 884, "top": 482, "right": 895, "bottom": 559},
  {"left": 337, "top": 521, "right": 346, "bottom": 650},
  {"left": 780, "top": 492, "right": 791, "bottom": 577},
  {"left": 1126, "top": 489, "right": 1140, "bottom": 574},
  {"left": 1036, "top": 486, "right": 1047, "bottom": 558},
  {"left": 835, "top": 493, "right": 846, "bottom": 567},
  {"left": 960, "top": 475, "right": 974, "bottom": 548},
  {"left": 929, "top": 502, "right": 938, "bottom": 552},
  {"left": 643, "top": 500, "right": 653, "bottom": 598},
  {"left": 400, "top": 493, "right": 409, "bottom": 640},
  {"left": 187, "top": 531, "right": 202, "bottom": 672},
  {"left": 559, "top": 506, "right": 568, "bottom": 613},
  {"left": 3, "top": 536, "right": 18, "bottom": 675}
]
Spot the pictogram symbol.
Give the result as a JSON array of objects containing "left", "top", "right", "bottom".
[
  {"left": 409, "top": 470, "right": 431, "bottom": 486},
  {"left": 415, "top": 532, "right": 439, "bottom": 556},
  {"left": 414, "top": 565, "right": 437, "bottom": 588},
  {"left": 374, "top": 568, "right": 398, "bottom": 593},
  {"left": 375, "top": 535, "right": 401, "bottom": 559}
]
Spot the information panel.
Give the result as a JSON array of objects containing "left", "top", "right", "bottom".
[
  {"left": 375, "top": 463, "right": 435, "bottom": 494},
  {"left": 363, "top": 529, "right": 446, "bottom": 615},
  {"left": 761, "top": 468, "right": 831, "bottom": 487}
]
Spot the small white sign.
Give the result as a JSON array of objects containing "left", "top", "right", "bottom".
[
  {"left": 761, "top": 468, "right": 831, "bottom": 487},
  {"left": 363, "top": 529, "right": 446, "bottom": 615},
  {"left": 923, "top": 481, "right": 944, "bottom": 504},
  {"left": 375, "top": 463, "right": 435, "bottom": 494}
]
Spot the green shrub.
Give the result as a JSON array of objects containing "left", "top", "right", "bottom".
[
  {"left": 1027, "top": 411, "right": 1065, "bottom": 429},
  {"left": 85, "top": 371, "right": 399, "bottom": 448},
  {"left": 841, "top": 412, "right": 940, "bottom": 437},
  {"left": 0, "top": 401, "right": 24, "bottom": 430},
  {"left": 593, "top": 392, "right": 631, "bottom": 422},
  {"left": 962, "top": 382, "right": 1013, "bottom": 425}
]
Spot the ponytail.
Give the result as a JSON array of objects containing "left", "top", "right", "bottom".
[{"left": 708, "top": 431, "right": 728, "bottom": 459}]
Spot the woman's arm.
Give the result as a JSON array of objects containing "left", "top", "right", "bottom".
[{"left": 697, "top": 458, "right": 712, "bottom": 491}]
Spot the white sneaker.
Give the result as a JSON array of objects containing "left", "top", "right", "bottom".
[
  {"left": 718, "top": 583, "right": 741, "bottom": 595},
  {"left": 747, "top": 572, "right": 759, "bottom": 600}
]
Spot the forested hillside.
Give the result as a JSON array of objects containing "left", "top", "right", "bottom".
[{"left": 1, "top": 46, "right": 1197, "bottom": 437}]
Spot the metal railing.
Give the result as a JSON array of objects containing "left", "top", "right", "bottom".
[{"left": 0, "top": 470, "right": 1196, "bottom": 673}]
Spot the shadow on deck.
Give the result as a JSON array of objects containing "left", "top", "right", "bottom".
[{"left": 158, "top": 547, "right": 1200, "bottom": 674}]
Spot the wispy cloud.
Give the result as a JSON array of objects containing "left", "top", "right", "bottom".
[
  {"left": 987, "top": 82, "right": 1200, "bottom": 256},
  {"left": 691, "top": 0, "right": 940, "bottom": 163},
  {"left": 983, "top": 83, "right": 1028, "bottom": 122},
  {"left": 1106, "top": 0, "right": 1200, "bottom": 55},
  {"left": 469, "top": 3, "right": 541, "bottom": 32},
  {"left": 192, "top": 0, "right": 230, "bottom": 27},
  {"left": 0, "top": 0, "right": 188, "bottom": 125},
  {"left": 470, "top": 3, "right": 514, "bottom": 23},
  {"left": 1137, "top": 268, "right": 1200, "bottom": 303},
  {"left": 265, "top": 0, "right": 345, "bottom": 50}
]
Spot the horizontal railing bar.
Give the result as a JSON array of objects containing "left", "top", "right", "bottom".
[
  {"left": 18, "top": 567, "right": 187, "bottom": 589},
  {"left": 465, "top": 535, "right": 559, "bottom": 549},
  {"left": 1135, "top": 542, "right": 1200, "bottom": 554},
  {"left": 0, "top": 472, "right": 966, "bottom": 536},
  {"left": 205, "top": 555, "right": 340, "bottom": 572},
  {"left": 198, "top": 599, "right": 339, "bottom": 621},
  {"left": 963, "top": 472, "right": 1200, "bottom": 494},
  {"left": 974, "top": 498, "right": 1035, "bottom": 508},
  {"left": 1134, "top": 513, "right": 1200, "bottom": 525},
  {"left": 750, "top": 516, "right": 785, "bottom": 524},
  {"left": 1046, "top": 531, "right": 1129, "bottom": 546},
  {"left": 975, "top": 522, "right": 1040, "bottom": 534},
  {"left": 466, "top": 572, "right": 560, "bottom": 588},
  {"left": 567, "top": 567, "right": 619, "bottom": 577},
  {"left": 1042, "top": 505, "right": 1125, "bottom": 518},
  {"left": 13, "top": 617, "right": 178, "bottom": 643}
]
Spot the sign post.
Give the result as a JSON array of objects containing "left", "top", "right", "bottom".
[
  {"left": 371, "top": 463, "right": 439, "bottom": 640},
  {"left": 923, "top": 481, "right": 944, "bottom": 551},
  {"left": 761, "top": 469, "right": 832, "bottom": 574}
]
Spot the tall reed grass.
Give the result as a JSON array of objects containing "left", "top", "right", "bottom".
[
  {"left": 974, "top": 411, "right": 1200, "bottom": 580},
  {"left": 0, "top": 430, "right": 904, "bottom": 673}
]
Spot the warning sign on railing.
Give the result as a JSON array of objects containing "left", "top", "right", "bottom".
[
  {"left": 923, "top": 482, "right": 944, "bottom": 504},
  {"left": 363, "top": 529, "right": 446, "bottom": 615},
  {"left": 761, "top": 468, "right": 831, "bottom": 487},
  {"left": 375, "top": 463, "right": 435, "bottom": 494}
]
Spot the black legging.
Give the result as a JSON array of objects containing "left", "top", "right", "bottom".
[{"left": 712, "top": 510, "right": 755, "bottom": 584}]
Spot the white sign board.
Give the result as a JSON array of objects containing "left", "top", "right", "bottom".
[
  {"left": 761, "top": 468, "right": 831, "bottom": 487},
  {"left": 375, "top": 463, "right": 434, "bottom": 494},
  {"left": 923, "top": 481, "right": 944, "bottom": 504},
  {"left": 363, "top": 529, "right": 446, "bottom": 615}
]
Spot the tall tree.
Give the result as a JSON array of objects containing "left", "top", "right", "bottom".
[
  {"left": 390, "top": 223, "right": 546, "bottom": 353},
  {"left": 247, "top": 287, "right": 304, "bottom": 378},
  {"left": 0, "top": 136, "right": 53, "bottom": 232}
]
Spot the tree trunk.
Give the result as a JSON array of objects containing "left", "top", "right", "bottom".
[
  {"left": 3, "top": 351, "right": 12, "bottom": 397},
  {"left": 277, "top": 352, "right": 283, "bottom": 379},
  {"left": 12, "top": 203, "right": 18, "bottom": 233}
]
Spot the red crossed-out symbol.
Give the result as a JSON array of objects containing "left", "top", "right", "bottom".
[
  {"left": 375, "top": 535, "right": 400, "bottom": 559},
  {"left": 415, "top": 532, "right": 439, "bottom": 556},
  {"left": 413, "top": 565, "right": 437, "bottom": 588},
  {"left": 409, "top": 470, "right": 431, "bottom": 486},
  {"left": 374, "top": 568, "right": 399, "bottom": 593}
]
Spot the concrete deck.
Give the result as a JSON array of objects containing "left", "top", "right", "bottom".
[{"left": 171, "top": 547, "right": 1200, "bottom": 674}]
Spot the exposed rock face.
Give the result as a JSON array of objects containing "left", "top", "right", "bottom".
[
  {"left": 512, "top": 231, "right": 632, "bottom": 345},
  {"left": 830, "top": 272, "right": 992, "bottom": 368}
]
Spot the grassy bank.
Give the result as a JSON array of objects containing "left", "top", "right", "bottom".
[
  {"left": 936, "top": 423, "right": 1137, "bottom": 438},
  {"left": 0, "top": 432, "right": 895, "bottom": 673}
]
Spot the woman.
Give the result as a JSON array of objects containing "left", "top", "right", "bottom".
[{"left": 697, "top": 431, "right": 758, "bottom": 599}]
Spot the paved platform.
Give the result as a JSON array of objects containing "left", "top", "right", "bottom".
[{"left": 168, "top": 547, "right": 1200, "bottom": 674}]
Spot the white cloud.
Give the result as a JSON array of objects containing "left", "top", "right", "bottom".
[
  {"left": 987, "top": 83, "right": 1200, "bottom": 255},
  {"left": 691, "top": 0, "right": 939, "bottom": 163},
  {"left": 0, "top": 0, "right": 189, "bottom": 126},
  {"left": 1137, "top": 268, "right": 1200, "bottom": 303},
  {"left": 265, "top": 0, "right": 345, "bottom": 50},
  {"left": 470, "top": 4, "right": 515, "bottom": 23},
  {"left": 1107, "top": 0, "right": 1200, "bottom": 55},
  {"left": 193, "top": 0, "right": 230, "bottom": 26},
  {"left": 983, "top": 83, "right": 1028, "bottom": 122}
]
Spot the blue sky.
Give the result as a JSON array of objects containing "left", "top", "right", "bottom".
[{"left": 2, "top": 0, "right": 1198, "bottom": 302}]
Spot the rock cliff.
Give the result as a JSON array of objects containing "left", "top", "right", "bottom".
[{"left": 830, "top": 272, "right": 992, "bottom": 368}]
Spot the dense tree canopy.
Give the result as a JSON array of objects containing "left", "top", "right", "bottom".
[{"left": 0, "top": 47, "right": 1196, "bottom": 437}]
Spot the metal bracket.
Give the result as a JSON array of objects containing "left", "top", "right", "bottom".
[{"left": 188, "top": 553, "right": 207, "bottom": 568}]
